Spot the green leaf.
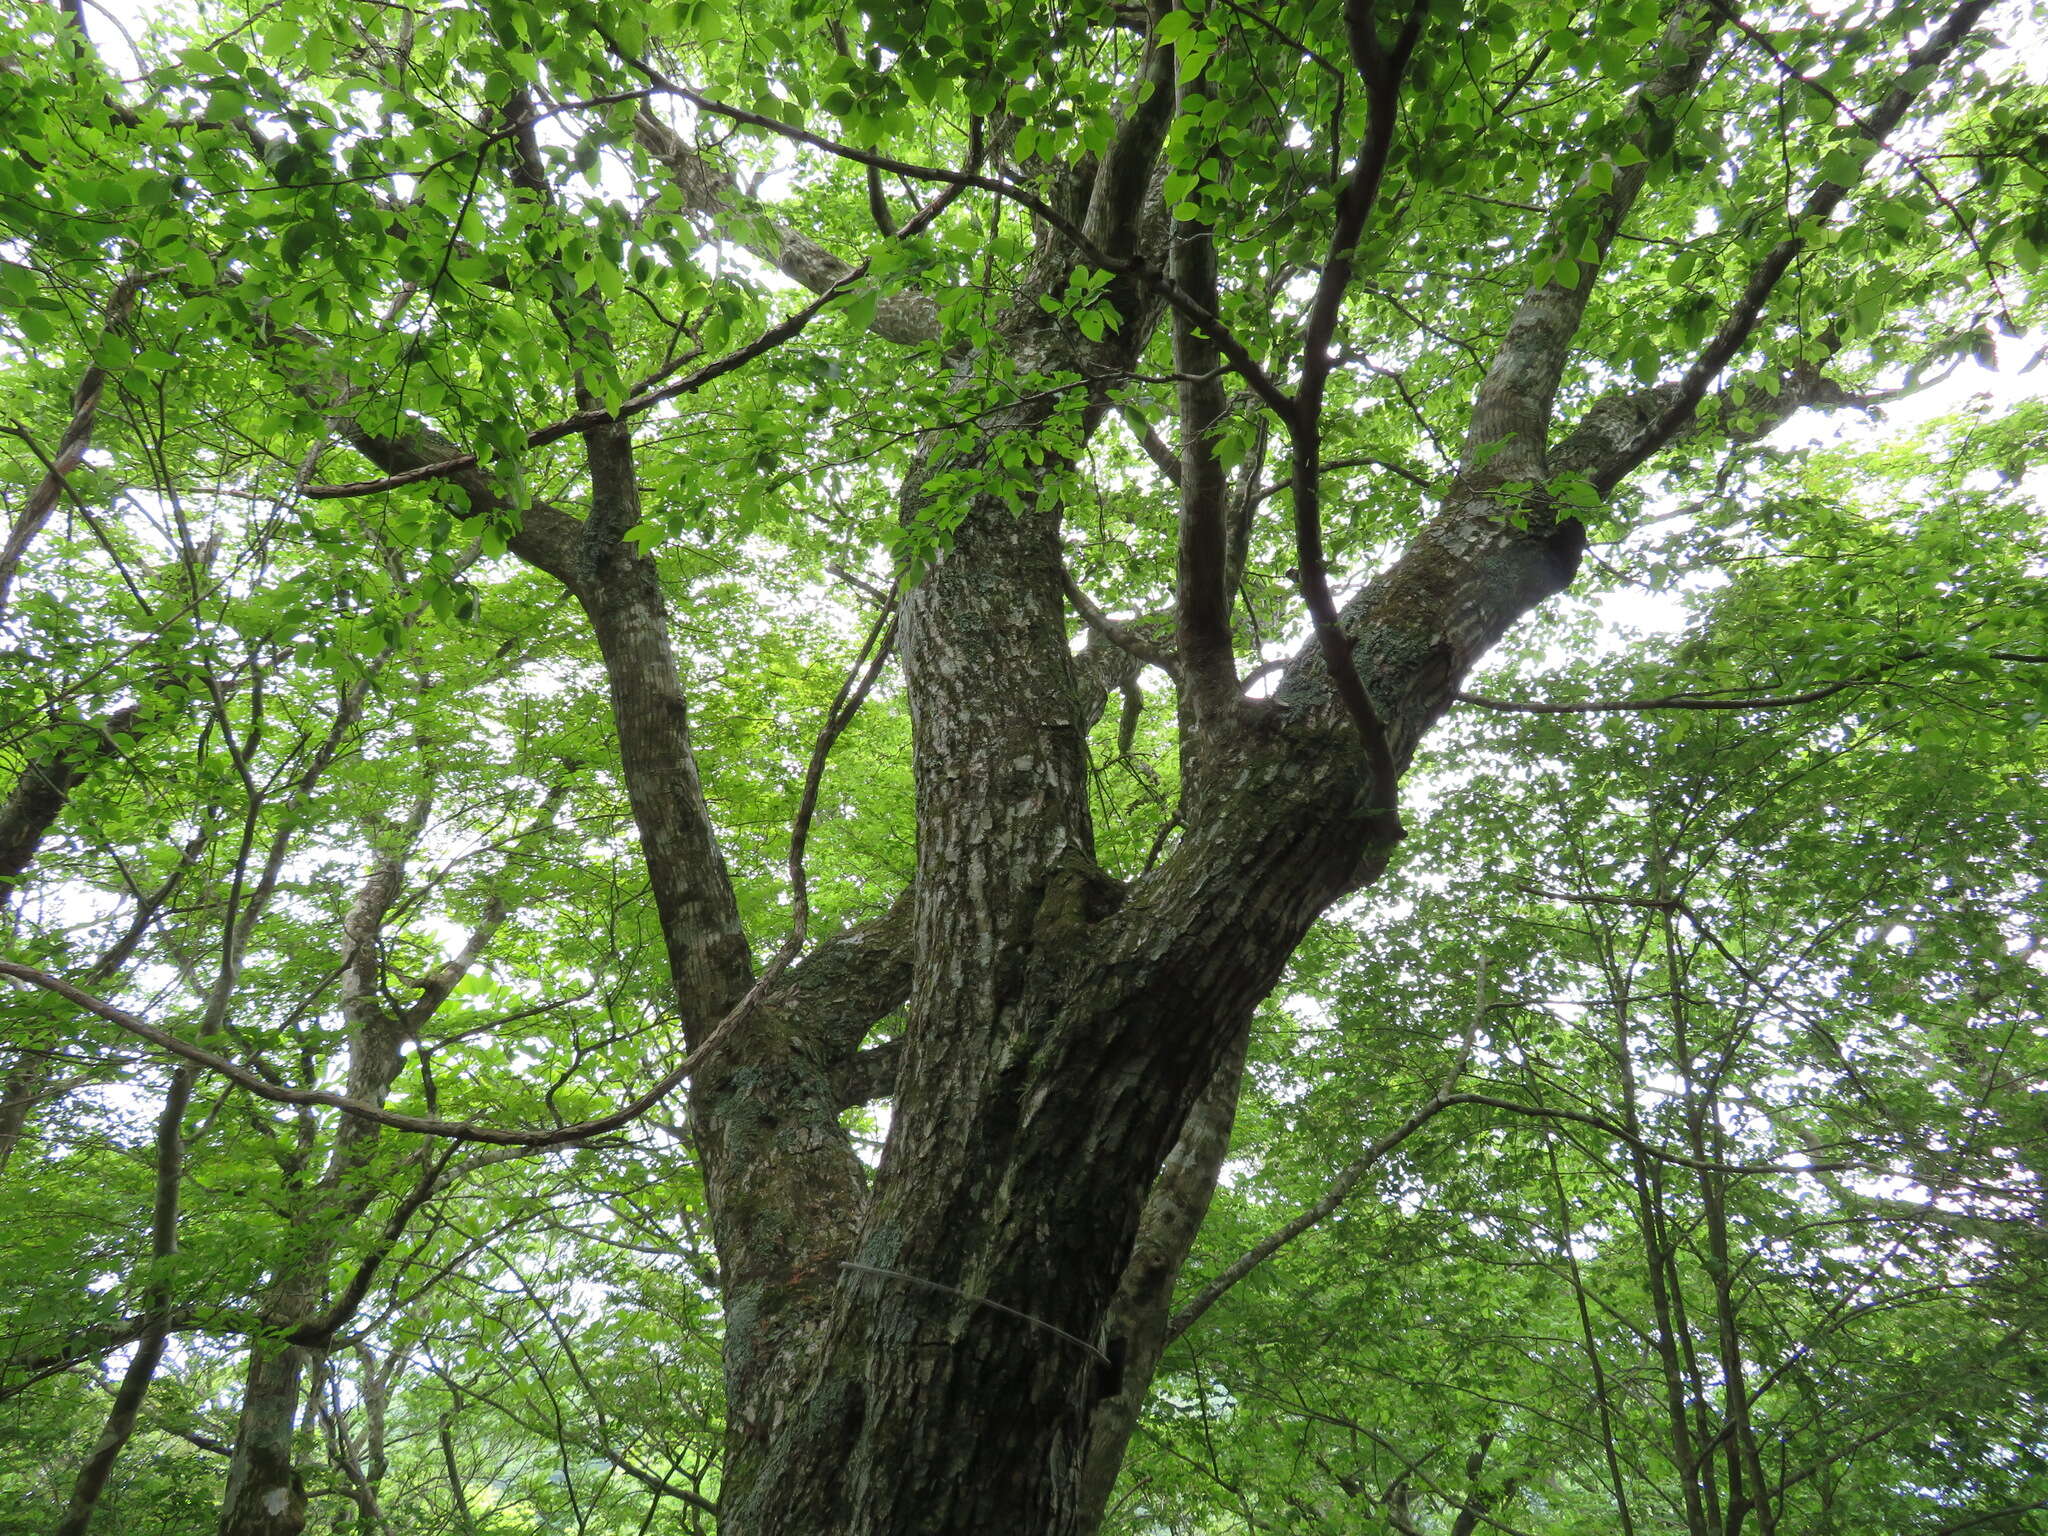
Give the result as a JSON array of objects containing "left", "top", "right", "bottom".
[{"left": 279, "top": 221, "right": 320, "bottom": 267}]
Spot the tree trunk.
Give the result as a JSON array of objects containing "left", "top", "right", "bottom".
[
  {"left": 217, "top": 825, "right": 418, "bottom": 1536},
  {"left": 1074, "top": 1027, "right": 1249, "bottom": 1530},
  {"left": 51, "top": 1063, "right": 193, "bottom": 1536},
  {"left": 0, "top": 703, "right": 143, "bottom": 1175},
  {"left": 217, "top": 1336, "right": 311, "bottom": 1536}
]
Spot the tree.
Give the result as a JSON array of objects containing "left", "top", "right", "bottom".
[
  {"left": 1, "top": 0, "right": 2043, "bottom": 1532},
  {"left": 1113, "top": 449, "right": 2048, "bottom": 1529}
]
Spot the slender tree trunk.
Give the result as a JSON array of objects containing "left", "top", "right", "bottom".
[
  {"left": 1662, "top": 896, "right": 1778, "bottom": 1536},
  {"left": 1074, "top": 1027, "right": 1248, "bottom": 1530},
  {"left": 440, "top": 1420, "right": 479, "bottom": 1536},
  {"left": 1610, "top": 946, "right": 1712, "bottom": 1536},
  {"left": 52, "top": 1063, "right": 193, "bottom": 1536},
  {"left": 51, "top": 1325, "right": 174, "bottom": 1536},
  {"left": 312, "top": 1352, "right": 388, "bottom": 1536},
  {"left": 564, "top": 480, "right": 869, "bottom": 1510},
  {"left": 209, "top": 773, "right": 554, "bottom": 1532},
  {"left": 1669, "top": 1241, "right": 1725, "bottom": 1535},
  {"left": 1543, "top": 1137, "right": 1638, "bottom": 1536},
  {"left": 333, "top": 408, "right": 881, "bottom": 1516},
  {"left": 218, "top": 824, "right": 419, "bottom": 1536}
]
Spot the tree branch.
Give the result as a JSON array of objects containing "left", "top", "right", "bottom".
[
  {"left": 0, "top": 960, "right": 742, "bottom": 1147},
  {"left": 600, "top": 43, "right": 1296, "bottom": 417},
  {"left": 1280, "top": 0, "right": 1429, "bottom": 812},
  {"left": 1063, "top": 564, "right": 1179, "bottom": 677},
  {"left": 631, "top": 110, "right": 945, "bottom": 346},
  {"left": 1456, "top": 679, "right": 1862, "bottom": 713},
  {"left": 1458, "top": 646, "right": 2043, "bottom": 715},
  {"left": 0, "top": 271, "right": 153, "bottom": 619},
  {"left": 305, "top": 280, "right": 850, "bottom": 500},
  {"left": 1590, "top": 0, "right": 1994, "bottom": 494},
  {"left": 1460, "top": 11, "right": 1722, "bottom": 489},
  {"left": 1170, "top": 156, "right": 1239, "bottom": 708},
  {"left": 830, "top": 1038, "right": 902, "bottom": 1109},
  {"left": 1167, "top": 1089, "right": 1851, "bottom": 1343}
]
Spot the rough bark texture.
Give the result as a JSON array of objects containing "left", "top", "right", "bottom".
[{"left": 707, "top": 17, "right": 1862, "bottom": 1525}]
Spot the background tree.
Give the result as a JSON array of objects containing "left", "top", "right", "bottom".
[
  {"left": 1114, "top": 417, "right": 2048, "bottom": 1528},
  {"left": 1, "top": 0, "right": 2044, "bottom": 1532}
]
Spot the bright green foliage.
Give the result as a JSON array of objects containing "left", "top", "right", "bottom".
[
  {"left": 1, "top": 0, "right": 2045, "bottom": 1530},
  {"left": 1121, "top": 412, "right": 2048, "bottom": 1533}
]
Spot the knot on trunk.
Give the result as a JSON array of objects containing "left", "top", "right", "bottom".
[{"left": 1029, "top": 847, "right": 1127, "bottom": 950}]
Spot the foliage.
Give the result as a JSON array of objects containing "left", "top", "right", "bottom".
[{"left": 0, "top": 0, "right": 2045, "bottom": 1531}]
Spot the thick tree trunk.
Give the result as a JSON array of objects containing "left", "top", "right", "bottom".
[
  {"left": 567, "top": 439, "right": 877, "bottom": 1509},
  {"left": 725, "top": 236, "right": 1645, "bottom": 1525},
  {"left": 737, "top": 704, "right": 1411, "bottom": 1534},
  {"left": 721, "top": 131, "right": 1205, "bottom": 1526}
]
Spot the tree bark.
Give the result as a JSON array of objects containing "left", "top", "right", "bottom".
[
  {"left": 216, "top": 1319, "right": 313, "bottom": 1536},
  {"left": 707, "top": 17, "right": 1747, "bottom": 1529}
]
